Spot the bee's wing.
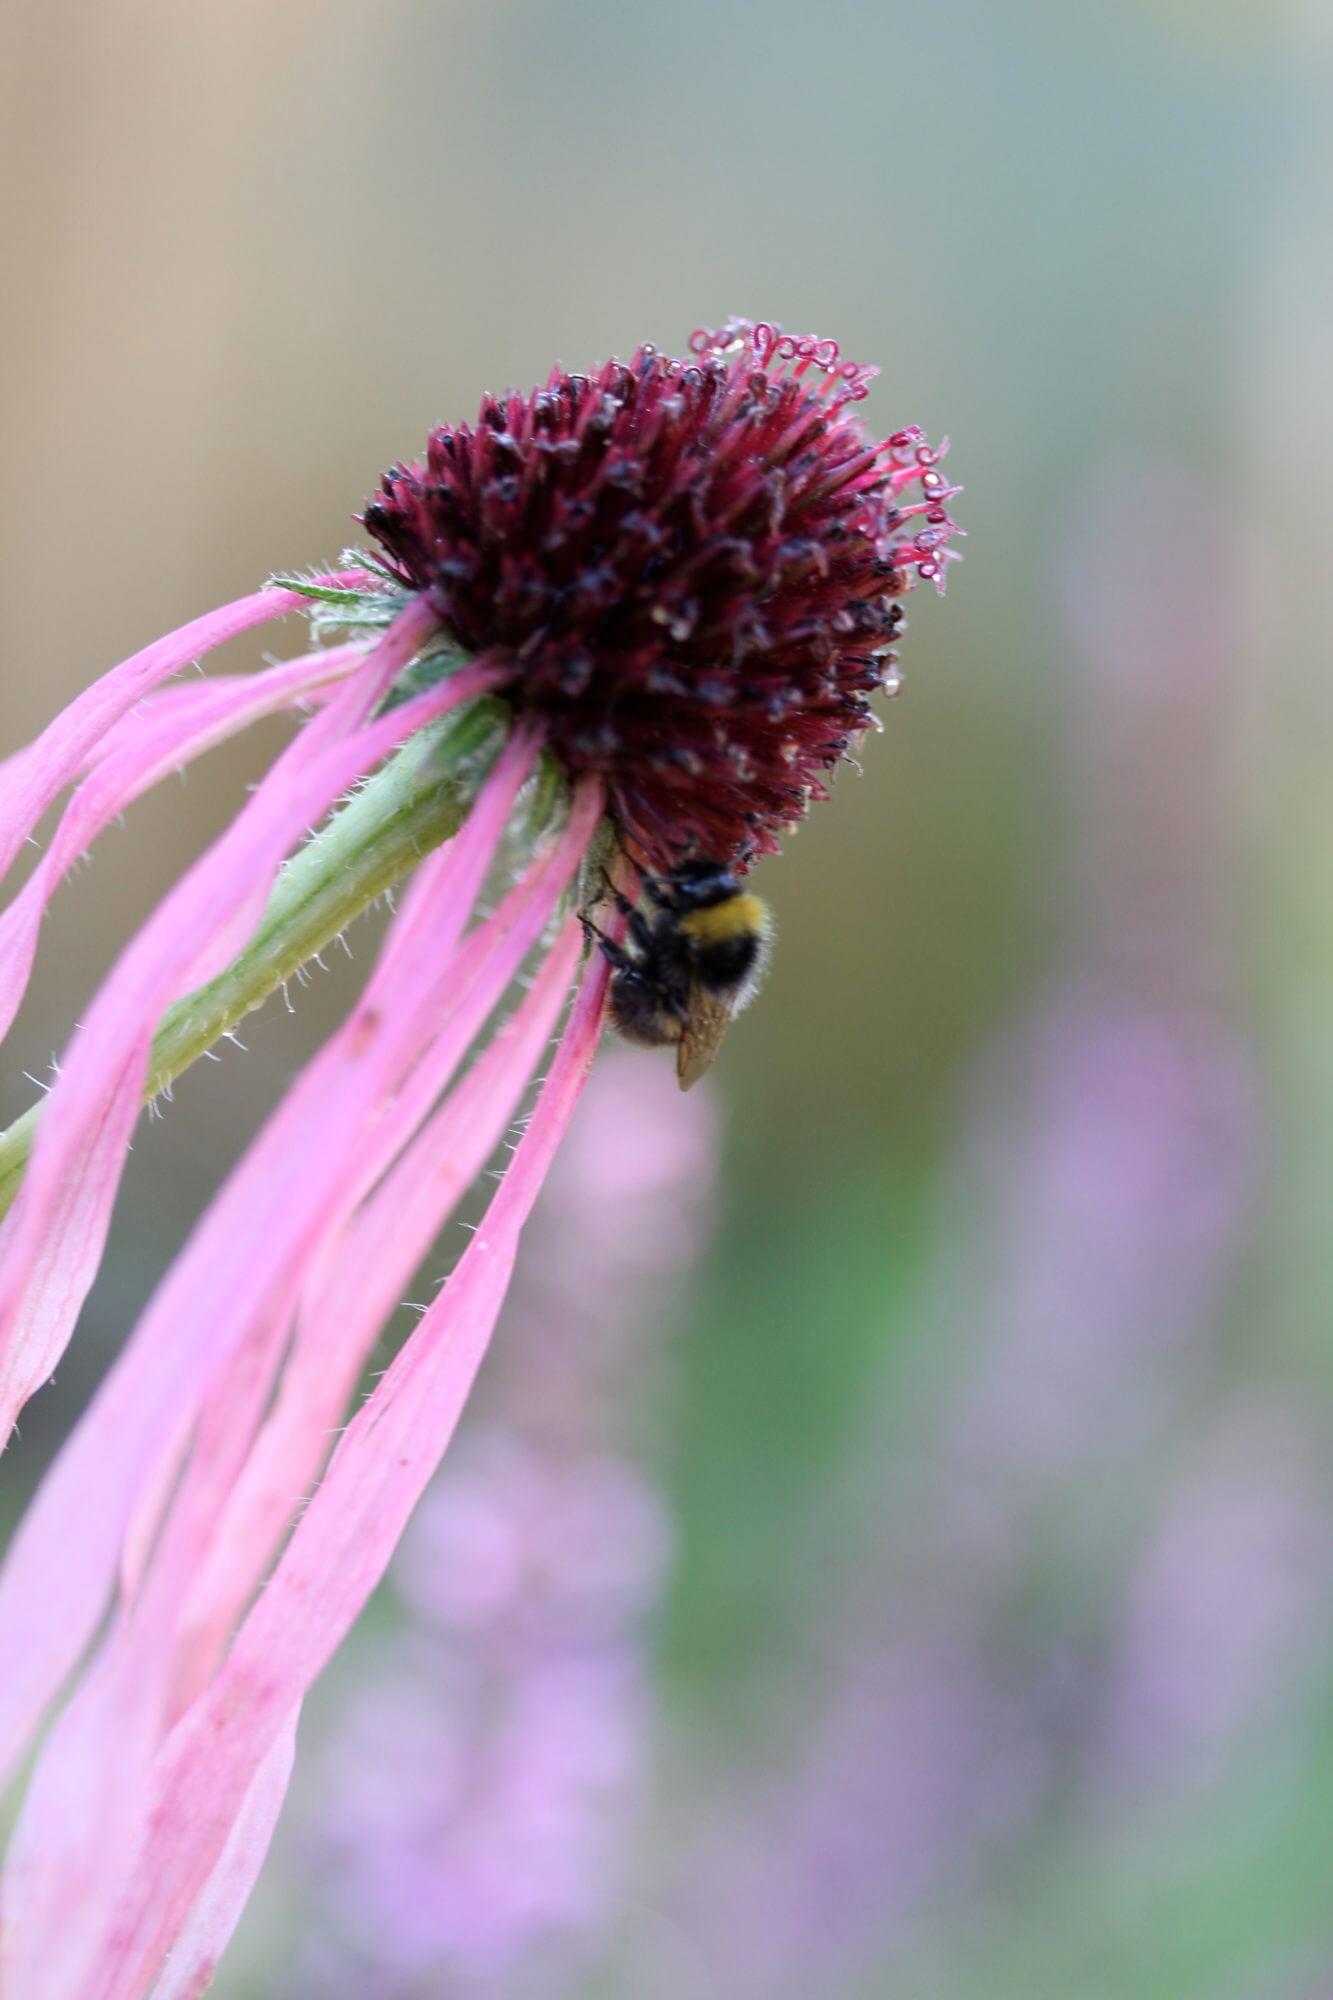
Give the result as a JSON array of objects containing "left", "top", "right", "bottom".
[{"left": 675, "top": 985, "right": 734, "bottom": 1091}]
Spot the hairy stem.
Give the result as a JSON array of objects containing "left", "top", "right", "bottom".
[{"left": 0, "top": 703, "right": 506, "bottom": 1222}]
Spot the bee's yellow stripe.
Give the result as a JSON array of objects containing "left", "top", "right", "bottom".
[{"left": 678, "top": 895, "right": 767, "bottom": 945}]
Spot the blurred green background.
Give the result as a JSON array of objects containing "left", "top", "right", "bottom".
[{"left": 2, "top": 1, "right": 1332, "bottom": 1995}]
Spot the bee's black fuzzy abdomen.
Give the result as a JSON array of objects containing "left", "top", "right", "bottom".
[
  {"left": 605, "top": 969, "right": 687, "bottom": 1049},
  {"left": 692, "top": 931, "right": 764, "bottom": 993}
]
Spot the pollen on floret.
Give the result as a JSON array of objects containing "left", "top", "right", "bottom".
[{"left": 361, "top": 318, "right": 961, "bottom": 873}]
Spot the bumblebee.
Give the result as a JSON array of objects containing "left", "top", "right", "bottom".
[{"left": 587, "top": 859, "right": 773, "bottom": 1089}]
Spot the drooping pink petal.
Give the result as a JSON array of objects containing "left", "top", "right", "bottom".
[
  {"left": 173, "top": 871, "right": 592, "bottom": 1706},
  {"left": 0, "top": 1528, "right": 201, "bottom": 2000},
  {"left": 0, "top": 576, "right": 365, "bottom": 892},
  {"left": 0, "top": 1570, "right": 300, "bottom": 2000},
  {"left": 290, "top": 777, "right": 603, "bottom": 1273},
  {"left": 118, "top": 742, "right": 559, "bottom": 1612},
  {"left": 82, "top": 640, "right": 363, "bottom": 769},
  {"left": 145, "top": 1713, "right": 298, "bottom": 2000},
  {"left": 286, "top": 1046, "right": 711, "bottom": 1996},
  {"left": 0, "top": 599, "right": 446, "bottom": 1443},
  {"left": 126, "top": 729, "right": 551, "bottom": 1632},
  {"left": 0, "top": 740, "right": 558, "bottom": 1990},
  {"left": 0, "top": 663, "right": 505, "bottom": 1791},
  {"left": 1, "top": 848, "right": 595, "bottom": 1993},
  {"left": 0, "top": 641, "right": 368, "bottom": 1046},
  {"left": 85, "top": 927, "right": 611, "bottom": 1999}
]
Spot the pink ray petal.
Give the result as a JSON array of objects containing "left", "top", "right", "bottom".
[
  {"left": 0, "top": 659, "right": 503, "bottom": 1789},
  {"left": 0, "top": 600, "right": 447, "bottom": 1442},
  {"left": 0, "top": 710, "right": 532, "bottom": 1789},
  {"left": 145, "top": 1710, "right": 298, "bottom": 2000},
  {"left": 173, "top": 862, "right": 592, "bottom": 1706},
  {"left": 1, "top": 1547, "right": 300, "bottom": 2000},
  {"left": 293, "top": 771, "right": 601, "bottom": 1258},
  {"left": 118, "top": 737, "right": 551, "bottom": 1610},
  {"left": 87, "top": 928, "right": 610, "bottom": 1998},
  {"left": 0, "top": 1525, "right": 200, "bottom": 2000},
  {"left": 84, "top": 639, "right": 363, "bottom": 769},
  {"left": 0, "top": 575, "right": 366, "bottom": 892},
  {"left": 0, "top": 641, "right": 368, "bottom": 1046},
  {"left": 2, "top": 811, "right": 597, "bottom": 1991},
  {"left": 125, "top": 730, "right": 547, "bottom": 1611},
  {"left": 0, "top": 739, "right": 553, "bottom": 1984}
]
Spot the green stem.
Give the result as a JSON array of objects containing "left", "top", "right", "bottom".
[{"left": 0, "top": 702, "right": 506, "bottom": 1223}]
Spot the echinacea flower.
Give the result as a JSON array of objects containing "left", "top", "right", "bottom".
[{"left": 0, "top": 318, "right": 956, "bottom": 1996}]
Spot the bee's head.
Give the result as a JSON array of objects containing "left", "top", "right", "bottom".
[{"left": 662, "top": 858, "right": 741, "bottom": 910}]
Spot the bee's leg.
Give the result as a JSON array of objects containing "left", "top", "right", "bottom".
[
  {"left": 590, "top": 870, "right": 656, "bottom": 953},
  {"left": 579, "top": 911, "right": 638, "bottom": 974},
  {"left": 594, "top": 865, "right": 644, "bottom": 921},
  {"left": 594, "top": 854, "right": 677, "bottom": 914},
  {"left": 638, "top": 874, "right": 679, "bottom": 912}
]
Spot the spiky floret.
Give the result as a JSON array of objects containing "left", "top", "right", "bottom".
[{"left": 362, "top": 319, "right": 960, "bottom": 870}]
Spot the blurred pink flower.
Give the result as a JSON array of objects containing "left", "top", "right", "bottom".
[
  {"left": 675, "top": 994, "right": 1259, "bottom": 1999},
  {"left": 1092, "top": 1393, "right": 1333, "bottom": 1800}
]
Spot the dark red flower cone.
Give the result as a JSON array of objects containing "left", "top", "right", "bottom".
[{"left": 362, "top": 318, "right": 960, "bottom": 870}]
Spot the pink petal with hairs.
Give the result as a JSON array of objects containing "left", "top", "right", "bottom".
[
  {"left": 121, "top": 738, "right": 552, "bottom": 1610},
  {"left": 0, "top": 642, "right": 367, "bottom": 1045},
  {"left": 0, "top": 577, "right": 364, "bottom": 890},
  {"left": 0, "top": 739, "right": 550, "bottom": 1987},
  {"left": 0, "top": 703, "right": 522, "bottom": 1790},
  {"left": 176, "top": 898, "right": 588, "bottom": 1703},
  {"left": 5, "top": 906, "right": 590, "bottom": 1992},
  {"left": 293, "top": 775, "right": 601, "bottom": 1262},
  {"left": 144, "top": 742, "right": 562, "bottom": 1702},
  {"left": 86, "top": 938, "right": 610, "bottom": 1997},
  {"left": 0, "top": 600, "right": 443, "bottom": 1440},
  {"left": 83, "top": 640, "right": 362, "bottom": 769},
  {"left": 87, "top": 919, "right": 583, "bottom": 1982}
]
